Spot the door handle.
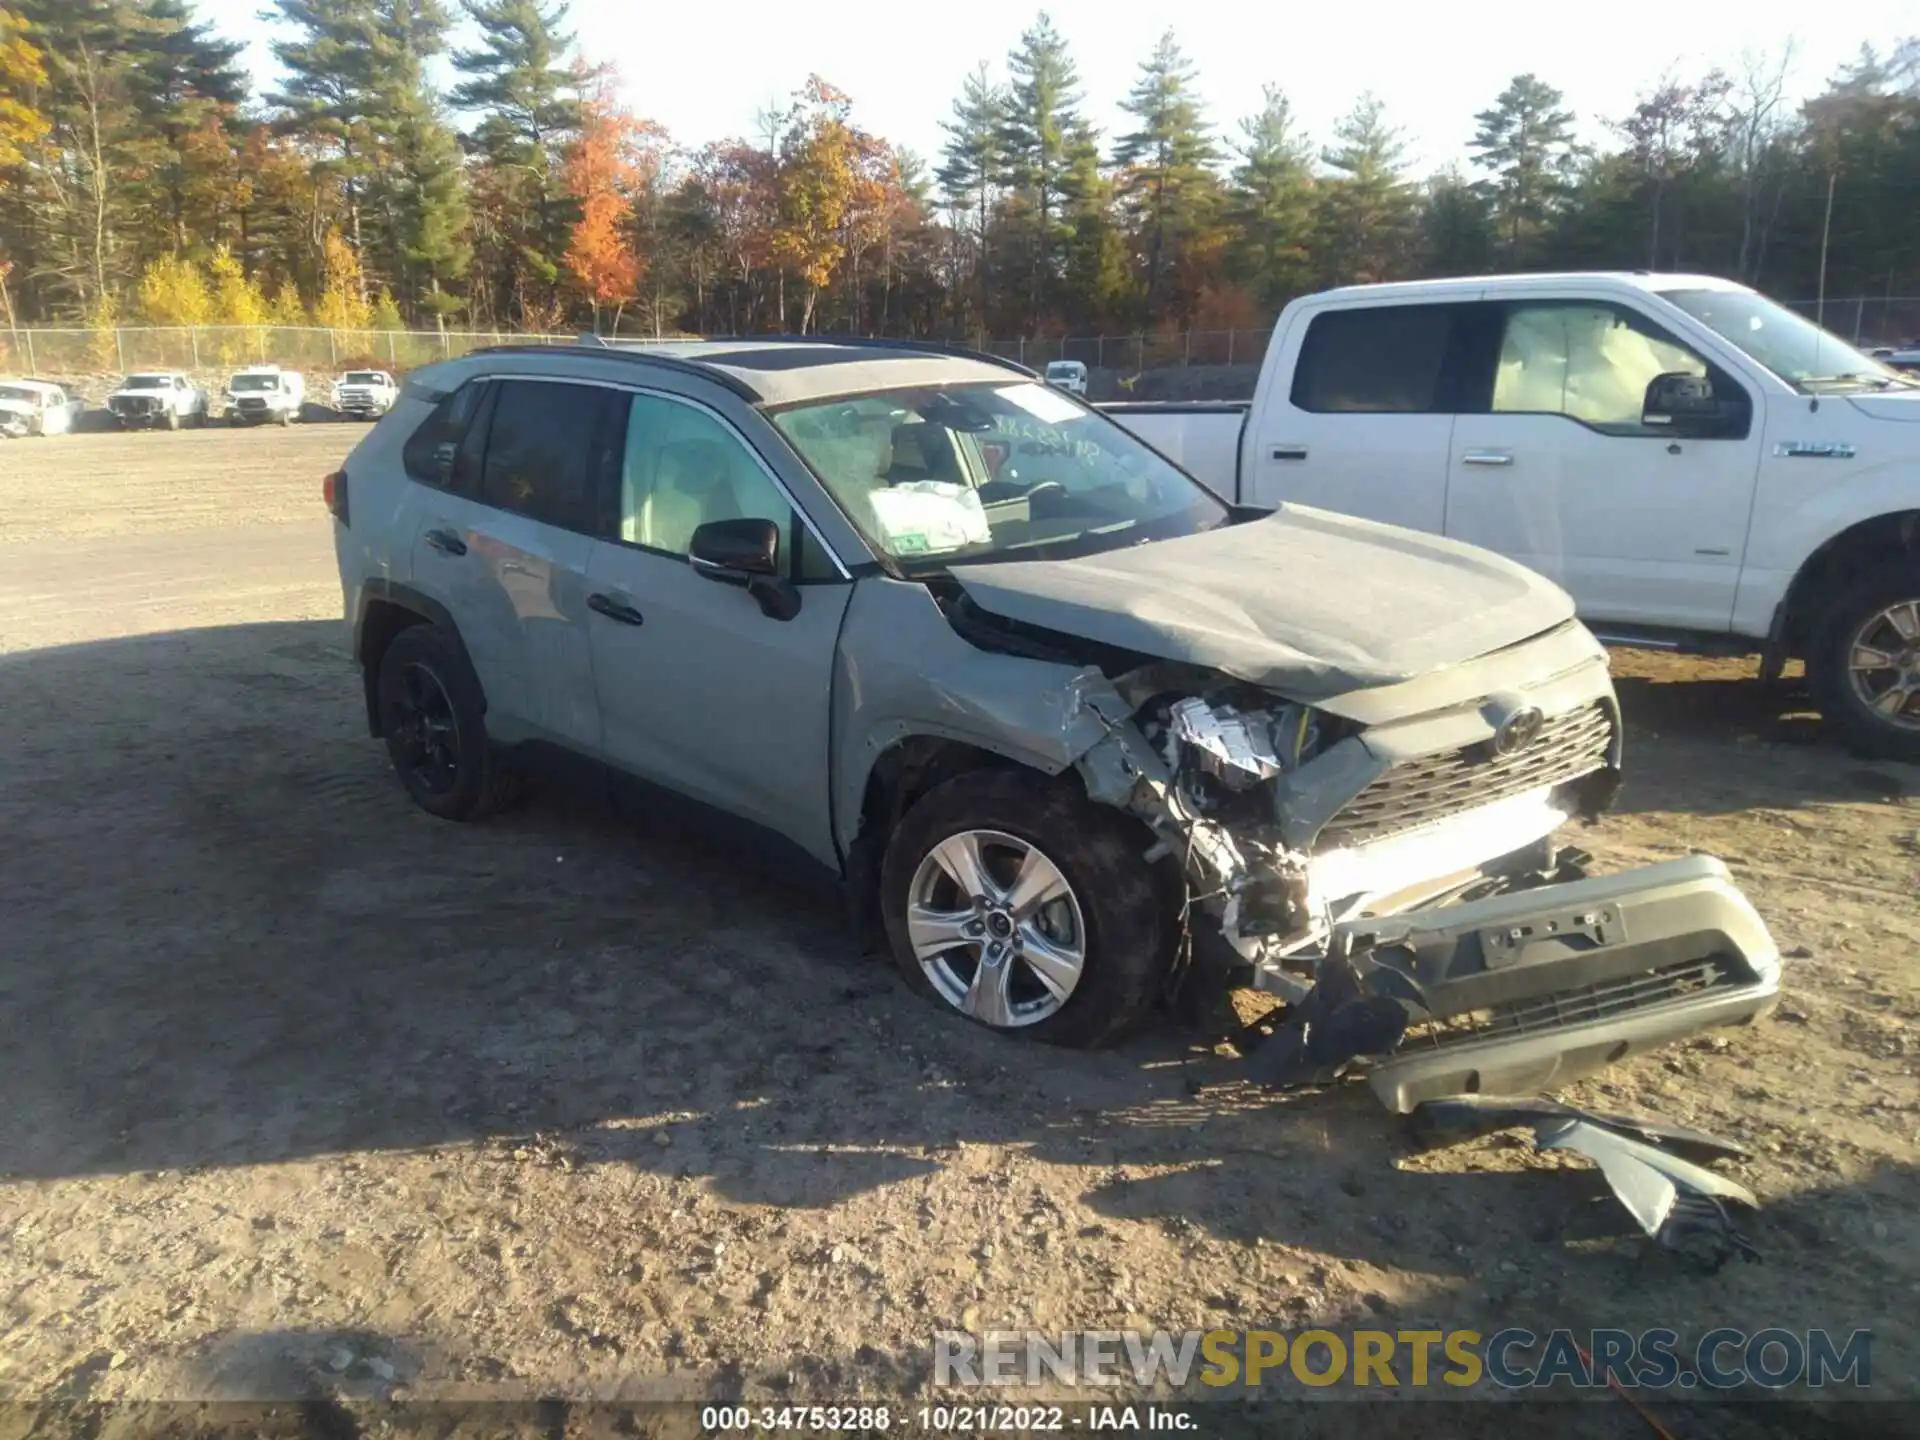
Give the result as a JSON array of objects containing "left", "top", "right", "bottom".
[
  {"left": 1461, "top": 450, "right": 1514, "bottom": 467},
  {"left": 1270, "top": 444, "right": 1309, "bottom": 461},
  {"left": 587, "top": 592, "right": 645, "bottom": 626},
  {"left": 423, "top": 527, "right": 467, "bottom": 555}
]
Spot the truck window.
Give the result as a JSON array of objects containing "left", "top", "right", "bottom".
[
  {"left": 1489, "top": 302, "right": 1718, "bottom": 435},
  {"left": 1289, "top": 305, "right": 1461, "bottom": 413}
]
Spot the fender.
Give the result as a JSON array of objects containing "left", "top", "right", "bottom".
[
  {"left": 352, "top": 579, "right": 484, "bottom": 735},
  {"left": 1731, "top": 459, "right": 1920, "bottom": 640},
  {"left": 828, "top": 580, "right": 1125, "bottom": 862}
]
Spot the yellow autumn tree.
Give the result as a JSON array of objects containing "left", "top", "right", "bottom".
[
  {"left": 313, "top": 232, "right": 373, "bottom": 334},
  {"left": 137, "top": 254, "right": 213, "bottom": 326},
  {"left": 267, "top": 282, "right": 308, "bottom": 327},
  {"left": 208, "top": 245, "right": 268, "bottom": 364},
  {"left": 0, "top": 5, "right": 48, "bottom": 178},
  {"left": 86, "top": 292, "right": 119, "bottom": 373},
  {"left": 209, "top": 246, "right": 268, "bottom": 326}
]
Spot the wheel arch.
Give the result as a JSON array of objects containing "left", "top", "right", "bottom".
[
  {"left": 354, "top": 581, "right": 480, "bottom": 736},
  {"left": 1773, "top": 509, "right": 1920, "bottom": 664}
]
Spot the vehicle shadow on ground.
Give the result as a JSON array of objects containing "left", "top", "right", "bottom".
[
  {"left": 1607, "top": 668, "right": 1918, "bottom": 816},
  {"left": 0, "top": 621, "right": 1903, "bottom": 1301}
]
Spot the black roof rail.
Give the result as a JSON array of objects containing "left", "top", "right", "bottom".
[
  {"left": 698, "top": 332, "right": 1039, "bottom": 378},
  {"left": 458, "top": 342, "right": 763, "bottom": 401}
]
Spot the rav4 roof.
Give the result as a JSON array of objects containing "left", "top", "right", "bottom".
[{"left": 471, "top": 337, "right": 1035, "bottom": 407}]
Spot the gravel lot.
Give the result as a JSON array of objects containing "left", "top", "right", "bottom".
[{"left": 0, "top": 426, "right": 1916, "bottom": 1430}]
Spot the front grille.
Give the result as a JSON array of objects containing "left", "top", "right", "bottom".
[
  {"left": 239, "top": 397, "right": 267, "bottom": 410},
  {"left": 1319, "top": 700, "right": 1614, "bottom": 849},
  {"left": 112, "top": 397, "right": 157, "bottom": 414},
  {"left": 1405, "top": 956, "right": 1741, "bottom": 1052}
]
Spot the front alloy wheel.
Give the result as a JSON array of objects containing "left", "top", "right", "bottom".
[
  {"left": 1846, "top": 599, "right": 1920, "bottom": 731},
  {"left": 879, "top": 770, "right": 1170, "bottom": 1049},
  {"left": 1811, "top": 565, "right": 1920, "bottom": 763},
  {"left": 907, "top": 829, "right": 1087, "bottom": 1028}
]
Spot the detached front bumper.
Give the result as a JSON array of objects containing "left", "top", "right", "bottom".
[{"left": 1252, "top": 854, "right": 1782, "bottom": 1111}]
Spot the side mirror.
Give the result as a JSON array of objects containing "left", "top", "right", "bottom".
[
  {"left": 689, "top": 517, "right": 799, "bottom": 621},
  {"left": 1642, "top": 371, "right": 1737, "bottom": 436}
]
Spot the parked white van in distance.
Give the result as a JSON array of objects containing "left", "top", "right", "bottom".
[{"left": 1044, "top": 359, "right": 1089, "bottom": 395}]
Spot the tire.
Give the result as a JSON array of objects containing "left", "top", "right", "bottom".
[
  {"left": 1807, "top": 561, "right": 1920, "bottom": 763},
  {"left": 879, "top": 769, "right": 1170, "bottom": 1049},
  {"left": 229, "top": 415, "right": 242, "bottom": 428},
  {"left": 277, "top": 409, "right": 291, "bottom": 426},
  {"left": 374, "top": 624, "right": 523, "bottom": 821},
  {"left": 163, "top": 409, "right": 179, "bottom": 431}
]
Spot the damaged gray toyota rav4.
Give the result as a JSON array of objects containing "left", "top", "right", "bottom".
[{"left": 328, "top": 338, "right": 1782, "bottom": 1110}]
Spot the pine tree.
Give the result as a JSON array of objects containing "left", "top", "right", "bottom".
[
  {"left": 996, "top": 11, "right": 1083, "bottom": 331},
  {"left": 1316, "top": 93, "right": 1415, "bottom": 285},
  {"left": 1420, "top": 168, "right": 1495, "bottom": 276},
  {"left": 1056, "top": 122, "right": 1129, "bottom": 331},
  {"left": 129, "top": 0, "right": 245, "bottom": 257},
  {"left": 936, "top": 59, "right": 1003, "bottom": 328},
  {"left": 450, "top": 0, "right": 582, "bottom": 325},
  {"left": 1469, "top": 73, "right": 1580, "bottom": 263},
  {"left": 1226, "top": 85, "right": 1314, "bottom": 310},
  {"left": 1113, "top": 30, "right": 1218, "bottom": 326},
  {"left": 390, "top": 90, "right": 471, "bottom": 325}
]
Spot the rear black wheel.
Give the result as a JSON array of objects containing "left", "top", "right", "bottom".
[{"left": 375, "top": 625, "right": 523, "bottom": 821}]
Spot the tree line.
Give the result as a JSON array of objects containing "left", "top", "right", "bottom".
[{"left": 1, "top": 3, "right": 1916, "bottom": 342}]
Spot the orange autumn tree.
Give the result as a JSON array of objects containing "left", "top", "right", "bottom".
[{"left": 563, "top": 87, "right": 665, "bottom": 334}]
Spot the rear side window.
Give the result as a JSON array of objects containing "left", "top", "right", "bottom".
[
  {"left": 402, "top": 380, "right": 489, "bottom": 487},
  {"left": 1290, "top": 305, "right": 1461, "bottom": 413},
  {"left": 478, "top": 380, "right": 627, "bottom": 533}
]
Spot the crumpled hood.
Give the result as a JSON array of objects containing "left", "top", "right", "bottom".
[
  {"left": 953, "top": 503, "right": 1577, "bottom": 702},
  {"left": 1845, "top": 392, "right": 1920, "bottom": 423}
]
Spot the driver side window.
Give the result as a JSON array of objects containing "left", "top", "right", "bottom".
[
  {"left": 1492, "top": 303, "right": 1712, "bottom": 434},
  {"left": 618, "top": 394, "right": 837, "bottom": 578}
]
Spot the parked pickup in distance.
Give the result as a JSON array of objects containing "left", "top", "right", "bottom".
[
  {"left": 106, "top": 372, "right": 209, "bottom": 430},
  {"left": 333, "top": 369, "right": 399, "bottom": 420},
  {"left": 1102, "top": 273, "right": 1920, "bottom": 762},
  {"left": 0, "top": 378, "right": 83, "bottom": 438}
]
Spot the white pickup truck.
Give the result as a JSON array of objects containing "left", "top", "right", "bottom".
[
  {"left": 1103, "top": 272, "right": 1920, "bottom": 762},
  {"left": 331, "top": 369, "right": 399, "bottom": 420},
  {"left": 106, "top": 371, "right": 210, "bottom": 430}
]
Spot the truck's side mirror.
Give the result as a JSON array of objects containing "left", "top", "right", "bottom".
[{"left": 1642, "top": 371, "right": 1743, "bottom": 438}]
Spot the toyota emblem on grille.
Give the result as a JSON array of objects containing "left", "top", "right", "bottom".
[{"left": 1492, "top": 705, "right": 1545, "bottom": 756}]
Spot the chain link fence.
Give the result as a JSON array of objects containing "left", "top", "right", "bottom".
[
  {"left": 1778, "top": 297, "right": 1920, "bottom": 348},
  {"left": 4, "top": 299, "right": 1914, "bottom": 394},
  {"left": 0, "top": 325, "right": 687, "bottom": 384}
]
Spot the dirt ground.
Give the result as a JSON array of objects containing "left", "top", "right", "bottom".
[{"left": 1, "top": 427, "right": 1916, "bottom": 1429}]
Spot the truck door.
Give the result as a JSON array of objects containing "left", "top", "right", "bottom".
[
  {"left": 1442, "top": 299, "right": 1762, "bottom": 632},
  {"left": 1247, "top": 300, "right": 1474, "bottom": 533}
]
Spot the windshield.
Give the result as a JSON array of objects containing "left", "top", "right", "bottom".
[
  {"left": 343, "top": 372, "right": 383, "bottom": 384},
  {"left": 770, "top": 382, "right": 1229, "bottom": 573},
  {"left": 122, "top": 375, "right": 169, "bottom": 389},
  {"left": 1657, "top": 289, "right": 1913, "bottom": 391},
  {"left": 1045, "top": 363, "right": 1080, "bottom": 377},
  {"left": 229, "top": 374, "right": 279, "bottom": 391},
  {"left": 0, "top": 386, "right": 36, "bottom": 404}
]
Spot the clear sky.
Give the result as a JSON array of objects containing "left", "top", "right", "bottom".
[{"left": 203, "top": 0, "right": 1920, "bottom": 176}]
